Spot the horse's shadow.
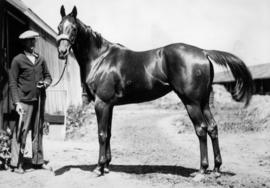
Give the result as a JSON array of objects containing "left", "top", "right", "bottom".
[{"left": 54, "top": 164, "right": 235, "bottom": 177}]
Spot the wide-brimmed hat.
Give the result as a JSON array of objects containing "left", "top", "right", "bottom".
[{"left": 19, "top": 30, "right": 39, "bottom": 39}]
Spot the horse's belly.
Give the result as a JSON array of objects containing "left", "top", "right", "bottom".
[{"left": 116, "top": 81, "right": 171, "bottom": 105}]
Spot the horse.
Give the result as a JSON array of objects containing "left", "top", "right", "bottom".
[{"left": 57, "top": 6, "right": 253, "bottom": 176}]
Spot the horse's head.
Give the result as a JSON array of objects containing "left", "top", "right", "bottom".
[{"left": 57, "top": 5, "right": 78, "bottom": 59}]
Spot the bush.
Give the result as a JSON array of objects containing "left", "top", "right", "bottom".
[
  {"left": 0, "top": 130, "right": 11, "bottom": 169},
  {"left": 65, "top": 103, "right": 96, "bottom": 139}
]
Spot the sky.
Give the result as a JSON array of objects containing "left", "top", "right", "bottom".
[{"left": 22, "top": 0, "right": 270, "bottom": 68}]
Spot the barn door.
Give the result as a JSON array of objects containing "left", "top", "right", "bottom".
[
  {"left": 1, "top": 4, "right": 27, "bottom": 131},
  {"left": 6, "top": 10, "right": 27, "bottom": 68},
  {"left": 0, "top": 0, "right": 7, "bottom": 70},
  {"left": 0, "top": 0, "right": 6, "bottom": 130}
]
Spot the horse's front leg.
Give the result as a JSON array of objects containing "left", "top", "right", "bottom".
[
  {"left": 93, "top": 97, "right": 113, "bottom": 176},
  {"left": 104, "top": 109, "right": 113, "bottom": 173}
]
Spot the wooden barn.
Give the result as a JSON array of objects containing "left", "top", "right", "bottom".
[
  {"left": 0, "top": 0, "right": 82, "bottom": 133},
  {"left": 214, "top": 63, "right": 270, "bottom": 95}
]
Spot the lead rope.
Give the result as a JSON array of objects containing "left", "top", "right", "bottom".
[{"left": 51, "top": 56, "right": 68, "bottom": 87}]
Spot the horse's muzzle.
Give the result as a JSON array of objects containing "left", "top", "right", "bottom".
[
  {"left": 58, "top": 46, "right": 69, "bottom": 59},
  {"left": 58, "top": 38, "right": 71, "bottom": 59},
  {"left": 58, "top": 51, "right": 68, "bottom": 59}
]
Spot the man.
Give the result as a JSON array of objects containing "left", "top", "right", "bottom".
[{"left": 9, "top": 30, "right": 52, "bottom": 173}]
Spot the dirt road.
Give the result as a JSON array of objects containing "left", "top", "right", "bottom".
[{"left": 0, "top": 103, "right": 270, "bottom": 188}]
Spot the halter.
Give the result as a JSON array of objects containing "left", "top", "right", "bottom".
[
  {"left": 55, "top": 27, "right": 77, "bottom": 87},
  {"left": 54, "top": 34, "right": 71, "bottom": 87},
  {"left": 54, "top": 30, "right": 76, "bottom": 87},
  {"left": 57, "top": 33, "right": 73, "bottom": 44}
]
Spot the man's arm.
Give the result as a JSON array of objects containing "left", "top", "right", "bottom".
[
  {"left": 9, "top": 59, "right": 24, "bottom": 114},
  {"left": 9, "top": 59, "right": 20, "bottom": 104}
]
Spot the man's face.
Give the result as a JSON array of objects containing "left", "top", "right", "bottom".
[{"left": 23, "top": 38, "right": 37, "bottom": 53}]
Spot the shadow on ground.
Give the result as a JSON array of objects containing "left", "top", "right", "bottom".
[
  {"left": 54, "top": 164, "right": 196, "bottom": 177},
  {"left": 54, "top": 164, "right": 235, "bottom": 177}
]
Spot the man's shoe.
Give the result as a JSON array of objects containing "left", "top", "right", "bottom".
[
  {"left": 33, "top": 164, "right": 52, "bottom": 171},
  {"left": 11, "top": 167, "right": 25, "bottom": 174}
]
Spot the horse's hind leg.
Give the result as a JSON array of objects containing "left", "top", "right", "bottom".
[
  {"left": 202, "top": 103, "right": 222, "bottom": 174},
  {"left": 94, "top": 97, "right": 113, "bottom": 176},
  {"left": 184, "top": 103, "right": 209, "bottom": 174}
]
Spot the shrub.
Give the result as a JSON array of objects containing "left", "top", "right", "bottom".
[{"left": 65, "top": 103, "right": 96, "bottom": 139}]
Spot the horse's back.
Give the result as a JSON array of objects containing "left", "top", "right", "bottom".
[
  {"left": 90, "top": 43, "right": 212, "bottom": 104},
  {"left": 117, "top": 43, "right": 211, "bottom": 103}
]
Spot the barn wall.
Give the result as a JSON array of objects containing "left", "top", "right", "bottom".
[
  {"left": 64, "top": 54, "right": 82, "bottom": 106},
  {"left": 253, "top": 79, "right": 270, "bottom": 95},
  {"left": 216, "top": 79, "right": 270, "bottom": 95}
]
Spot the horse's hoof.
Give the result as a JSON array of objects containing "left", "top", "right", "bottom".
[
  {"left": 190, "top": 172, "right": 199, "bottom": 177},
  {"left": 190, "top": 170, "right": 205, "bottom": 177},
  {"left": 190, "top": 168, "right": 207, "bottom": 181},
  {"left": 199, "top": 168, "right": 208, "bottom": 174},
  {"left": 104, "top": 167, "right": 110, "bottom": 173},
  {"left": 192, "top": 173, "right": 205, "bottom": 182},
  {"left": 213, "top": 171, "right": 221, "bottom": 178},
  {"left": 212, "top": 169, "right": 221, "bottom": 178},
  {"left": 93, "top": 166, "right": 104, "bottom": 177}
]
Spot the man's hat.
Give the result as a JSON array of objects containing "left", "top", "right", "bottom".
[{"left": 19, "top": 30, "right": 39, "bottom": 39}]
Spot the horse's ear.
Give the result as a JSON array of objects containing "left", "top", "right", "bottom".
[
  {"left": 60, "top": 5, "right": 66, "bottom": 17},
  {"left": 71, "top": 6, "right": 77, "bottom": 18}
]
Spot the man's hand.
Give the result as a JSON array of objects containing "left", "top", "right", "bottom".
[
  {"left": 37, "top": 81, "right": 48, "bottom": 89},
  {"left": 15, "top": 102, "right": 24, "bottom": 115}
]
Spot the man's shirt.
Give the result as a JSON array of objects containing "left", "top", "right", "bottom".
[{"left": 24, "top": 51, "right": 36, "bottom": 64}]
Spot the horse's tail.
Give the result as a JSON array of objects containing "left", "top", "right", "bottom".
[{"left": 205, "top": 50, "right": 253, "bottom": 106}]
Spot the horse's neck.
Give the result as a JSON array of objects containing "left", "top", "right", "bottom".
[{"left": 72, "top": 27, "right": 111, "bottom": 83}]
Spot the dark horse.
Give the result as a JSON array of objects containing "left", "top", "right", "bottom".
[{"left": 57, "top": 6, "right": 253, "bottom": 176}]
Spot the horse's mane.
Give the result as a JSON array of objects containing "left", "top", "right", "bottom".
[{"left": 76, "top": 18, "right": 103, "bottom": 49}]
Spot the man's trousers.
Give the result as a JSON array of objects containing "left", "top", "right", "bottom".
[{"left": 10, "top": 99, "right": 45, "bottom": 167}]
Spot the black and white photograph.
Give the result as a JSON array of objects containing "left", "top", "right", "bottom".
[{"left": 0, "top": 0, "right": 270, "bottom": 187}]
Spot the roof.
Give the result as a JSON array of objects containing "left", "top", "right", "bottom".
[
  {"left": 6, "top": 0, "right": 57, "bottom": 39},
  {"left": 214, "top": 63, "right": 270, "bottom": 83}
]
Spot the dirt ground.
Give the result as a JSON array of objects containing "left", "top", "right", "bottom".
[{"left": 1, "top": 87, "right": 270, "bottom": 188}]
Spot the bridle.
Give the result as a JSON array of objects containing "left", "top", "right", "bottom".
[
  {"left": 56, "top": 33, "right": 75, "bottom": 45},
  {"left": 56, "top": 19, "right": 78, "bottom": 45},
  {"left": 53, "top": 32, "right": 76, "bottom": 87}
]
